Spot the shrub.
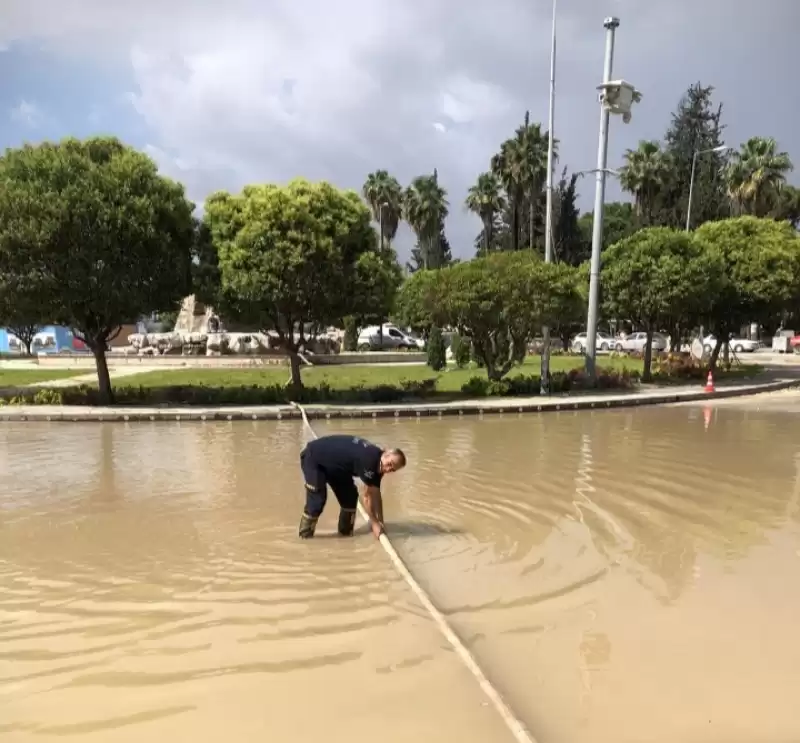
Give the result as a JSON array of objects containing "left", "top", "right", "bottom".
[
  {"left": 460, "top": 367, "right": 638, "bottom": 398},
  {"left": 450, "top": 333, "right": 472, "bottom": 368},
  {"left": 426, "top": 325, "right": 446, "bottom": 371}
]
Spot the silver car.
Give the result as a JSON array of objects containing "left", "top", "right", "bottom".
[
  {"left": 571, "top": 331, "right": 615, "bottom": 353},
  {"left": 615, "top": 332, "right": 668, "bottom": 353}
]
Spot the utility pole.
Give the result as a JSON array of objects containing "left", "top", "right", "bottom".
[
  {"left": 584, "top": 17, "right": 619, "bottom": 379},
  {"left": 541, "top": 0, "right": 557, "bottom": 395}
]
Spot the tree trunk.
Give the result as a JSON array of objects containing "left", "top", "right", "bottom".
[
  {"left": 288, "top": 350, "right": 303, "bottom": 388},
  {"left": 484, "top": 216, "right": 491, "bottom": 254},
  {"left": 92, "top": 342, "right": 114, "bottom": 405},
  {"left": 670, "top": 324, "right": 681, "bottom": 353},
  {"left": 642, "top": 328, "right": 654, "bottom": 382},
  {"left": 529, "top": 189, "right": 535, "bottom": 250},
  {"left": 512, "top": 203, "right": 519, "bottom": 251},
  {"left": 709, "top": 338, "right": 723, "bottom": 371}
]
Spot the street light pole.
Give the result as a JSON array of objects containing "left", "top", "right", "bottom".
[
  {"left": 541, "top": 0, "right": 557, "bottom": 395},
  {"left": 584, "top": 17, "right": 619, "bottom": 380},
  {"left": 685, "top": 145, "right": 729, "bottom": 231}
]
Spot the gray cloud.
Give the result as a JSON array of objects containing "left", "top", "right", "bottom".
[{"left": 2, "top": 0, "right": 799, "bottom": 262}]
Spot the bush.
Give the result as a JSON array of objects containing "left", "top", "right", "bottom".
[
  {"left": 426, "top": 325, "right": 446, "bottom": 371},
  {"left": 343, "top": 316, "right": 358, "bottom": 352},
  {"left": 460, "top": 368, "right": 638, "bottom": 398},
  {"left": 0, "top": 377, "right": 441, "bottom": 407},
  {"left": 450, "top": 333, "right": 472, "bottom": 368}
]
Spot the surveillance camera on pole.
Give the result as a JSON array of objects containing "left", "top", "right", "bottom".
[
  {"left": 584, "top": 18, "right": 643, "bottom": 381},
  {"left": 597, "top": 80, "right": 642, "bottom": 123}
]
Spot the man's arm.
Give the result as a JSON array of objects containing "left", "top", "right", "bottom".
[{"left": 361, "top": 485, "right": 384, "bottom": 537}]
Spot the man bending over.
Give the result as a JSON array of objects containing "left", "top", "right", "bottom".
[{"left": 298, "top": 434, "right": 406, "bottom": 539}]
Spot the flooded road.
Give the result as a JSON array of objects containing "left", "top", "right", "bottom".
[{"left": 1, "top": 406, "right": 799, "bottom": 742}]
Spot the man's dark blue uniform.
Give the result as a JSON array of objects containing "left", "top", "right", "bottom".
[{"left": 298, "top": 434, "right": 406, "bottom": 539}]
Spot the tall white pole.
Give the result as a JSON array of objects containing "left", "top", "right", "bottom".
[
  {"left": 584, "top": 16, "right": 618, "bottom": 380},
  {"left": 685, "top": 151, "right": 699, "bottom": 232},
  {"left": 540, "top": 0, "right": 557, "bottom": 395}
]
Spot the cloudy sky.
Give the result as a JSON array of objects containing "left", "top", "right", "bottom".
[{"left": 1, "top": 0, "right": 798, "bottom": 262}]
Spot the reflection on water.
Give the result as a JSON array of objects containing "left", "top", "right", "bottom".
[{"left": 1, "top": 407, "right": 800, "bottom": 743}]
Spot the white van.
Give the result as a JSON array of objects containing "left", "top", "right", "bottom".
[{"left": 357, "top": 324, "right": 425, "bottom": 351}]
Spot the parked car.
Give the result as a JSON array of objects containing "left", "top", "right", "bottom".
[
  {"left": 615, "top": 332, "right": 668, "bottom": 353},
  {"left": 571, "top": 331, "right": 615, "bottom": 354},
  {"left": 357, "top": 324, "right": 424, "bottom": 351},
  {"left": 702, "top": 335, "right": 760, "bottom": 353}
]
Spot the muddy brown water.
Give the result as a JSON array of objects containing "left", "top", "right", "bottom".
[{"left": 1, "top": 405, "right": 799, "bottom": 743}]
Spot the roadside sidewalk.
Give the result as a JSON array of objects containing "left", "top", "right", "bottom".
[{"left": 1, "top": 377, "right": 797, "bottom": 422}]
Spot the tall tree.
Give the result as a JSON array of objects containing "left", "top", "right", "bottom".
[
  {"left": 0, "top": 137, "right": 195, "bottom": 403},
  {"left": 465, "top": 172, "right": 506, "bottom": 255},
  {"left": 619, "top": 140, "right": 674, "bottom": 225},
  {"left": 517, "top": 113, "right": 553, "bottom": 250},
  {"left": 770, "top": 184, "right": 800, "bottom": 228},
  {"left": 552, "top": 168, "right": 587, "bottom": 265},
  {"left": 490, "top": 111, "right": 555, "bottom": 252},
  {"left": 408, "top": 229, "right": 451, "bottom": 272},
  {"left": 695, "top": 217, "right": 800, "bottom": 370},
  {"left": 661, "top": 82, "right": 729, "bottom": 229},
  {"left": 413, "top": 252, "right": 581, "bottom": 381},
  {"left": 362, "top": 170, "right": 403, "bottom": 250},
  {"left": 403, "top": 170, "right": 449, "bottom": 270},
  {"left": 578, "top": 202, "right": 637, "bottom": 251},
  {"left": 726, "top": 137, "right": 794, "bottom": 217},
  {"left": 491, "top": 127, "right": 525, "bottom": 251},
  {"left": 201, "top": 179, "right": 400, "bottom": 386},
  {"left": 602, "top": 227, "right": 724, "bottom": 380}
]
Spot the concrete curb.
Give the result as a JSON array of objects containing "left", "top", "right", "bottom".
[{"left": 0, "top": 379, "right": 797, "bottom": 423}]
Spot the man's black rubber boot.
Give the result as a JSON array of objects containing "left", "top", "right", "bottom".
[
  {"left": 337, "top": 509, "right": 356, "bottom": 537},
  {"left": 299, "top": 512, "right": 318, "bottom": 539}
]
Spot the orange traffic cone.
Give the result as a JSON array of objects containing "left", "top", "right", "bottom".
[{"left": 704, "top": 370, "right": 715, "bottom": 393}]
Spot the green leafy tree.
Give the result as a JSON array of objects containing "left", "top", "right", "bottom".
[
  {"left": 352, "top": 247, "right": 404, "bottom": 331},
  {"left": 0, "top": 272, "right": 52, "bottom": 354},
  {"left": 201, "top": 179, "right": 395, "bottom": 387},
  {"left": 578, "top": 202, "right": 637, "bottom": 251},
  {"left": 426, "top": 325, "right": 446, "bottom": 371},
  {"left": 424, "top": 252, "right": 581, "bottom": 380},
  {"left": 661, "top": 82, "right": 729, "bottom": 229},
  {"left": 393, "top": 270, "right": 439, "bottom": 334},
  {"left": 450, "top": 333, "right": 471, "bottom": 368},
  {"left": 602, "top": 227, "right": 725, "bottom": 380},
  {"left": 0, "top": 136, "right": 195, "bottom": 402},
  {"left": 403, "top": 170, "right": 448, "bottom": 270},
  {"left": 726, "top": 137, "right": 794, "bottom": 217},
  {"left": 695, "top": 216, "right": 800, "bottom": 369}
]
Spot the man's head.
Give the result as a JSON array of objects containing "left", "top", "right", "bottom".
[{"left": 380, "top": 448, "right": 407, "bottom": 474}]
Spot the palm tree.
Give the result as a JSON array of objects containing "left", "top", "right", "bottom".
[
  {"left": 516, "top": 113, "right": 553, "bottom": 250},
  {"left": 726, "top": 137, "right": 794, "bottom": 217},
  {"left": 465, "top": 172, "right": 506, "bottom": 254},
  {"left": 362, "top": 170, "right": 403, "bottom": 251},
  {"left": 619, "top": 140, "right": 673, "bottom": 225},
  {"left": 403, "top": 170, "right": 449, "bottom": 269},
  {"left": 491, "top": 111, "right": 555, "bottom": 251},
  {"left": 491, "top": 135, "right": 525, "bottom": 251}
]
